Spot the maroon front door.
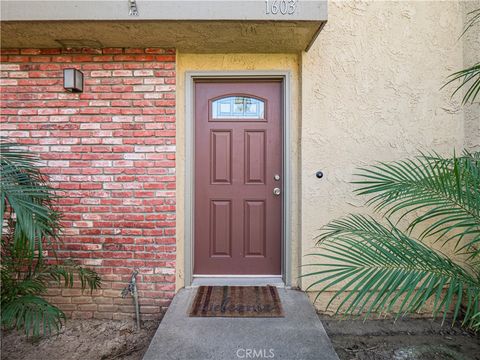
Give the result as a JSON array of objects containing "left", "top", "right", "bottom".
[{"left": 194, "top": 80, "right": 282, "bottom": 275}]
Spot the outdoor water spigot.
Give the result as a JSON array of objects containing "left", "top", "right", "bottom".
[
  {"left": 121, "top": 268, "right": 141, "bottom": 329},
  {"left": 121, "top": 268, "right": 139, "bottom": 297}
]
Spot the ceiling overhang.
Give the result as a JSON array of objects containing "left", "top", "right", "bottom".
[{"left": 1, "top": 0, "right": 328, "bottom": 53}]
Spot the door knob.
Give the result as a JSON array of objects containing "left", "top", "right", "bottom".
[{"left": 273, "top": 187, "right": 281, "bottom": 196}]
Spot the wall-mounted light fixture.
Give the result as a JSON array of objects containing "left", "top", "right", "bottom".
[{"left": 63, "top": 68, "right": 84, "bottom": 93}]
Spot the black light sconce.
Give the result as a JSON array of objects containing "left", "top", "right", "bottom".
[{"left": 63, "top": 68, "right": 84, "bottom": 93}]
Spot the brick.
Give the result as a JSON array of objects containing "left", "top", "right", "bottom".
[
  {"left": 0, "top": 64, "right": 20, "bottom": 70},
  {"left": 102, "top": 63, "right": 123, "bottom": 70},
  {"left": 144, "top": 48, "right": 167, "bottom": 54},
  {"left": 94, "top": 312, "right": 114, "bottom": 320},
  {"left": 93, "top": 297, "right": 113, "bottom": 304},
  {"left": 51, "top": 55, "right": 73, "bottom": 62},
  {"left": 0, "top": 79, "right": 18, "bottom": 85},
  {"left": 8, "top": 56, "right": 29, "bottom": 62},
  {"left": 133, "top": 85, "right": 154, "bottom": 92},
  {"left": 97, "top": 305, "right": 119, "bottom": 312},
  {"left": 78, "top": 304, "right": 98, "bottom": 311},
  {"left": 90, "top": 70, "right": 112, "bottom": 77},
  {"left": 9, "top": 71, "right": 29, "bottom": 78},
  {"left": 62, "top": 289, "right": 83, "bottom": 296},
  {"left": 39, "top": 49, "right": 61, "bottom": 54},
  {"left": 71, "top": 311, "right": 94, "bottom": 319},
  {"left": 58, "top": 304, "right": 78, "bottom": 311},
  {"left": 133, "top": 70, "right": 154, "bottom": 76},
  {"left": 112, "top": 70, "right": 133, "bottom": 77},
  {"left": 124, "top": 48, "right": 145, "bottom": 54},
  {"left": 92, "top": 55, "right": 113, "bottom": 62},
  {"left": 82, "top": 259, "right": 103, "bottom": 266},
  {"left": 103, "top": 289, "right": 122, "bottom": 298},
  {"left": 72, "top": 55, "right": 94, "bottom": 62},
  {"left": 112, "top": 85, "right": 134, "bottom": 92},
  {"left": 102, "top": 48, "right": 123, "bottom": 54}
]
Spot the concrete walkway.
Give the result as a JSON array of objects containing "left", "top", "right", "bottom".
[{"left": 143, "top": 287, "right": 339, "bottom": 360}]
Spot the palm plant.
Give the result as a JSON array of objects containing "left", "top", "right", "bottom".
[
  {"left": 1, "top": 141, "right": 101, "bottom": 337},
  {"left": 304, "top": 151, "right": 480, "bottom": 330}
]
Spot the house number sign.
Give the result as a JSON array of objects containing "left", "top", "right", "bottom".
[{"left": 265, "top": 0, "right": 297, "bottom": 15}]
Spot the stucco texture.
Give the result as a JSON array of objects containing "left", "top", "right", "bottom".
[
  {"left": 300, "top": 0, "right": 478, "bottom": 311},
  {"left": 463, "top": 0, "right": 480, "bottom": 151}
]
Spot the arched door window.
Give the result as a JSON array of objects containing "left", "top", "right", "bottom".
[{"left": 211, "top": 96, "right": 265, "bottom": 120}]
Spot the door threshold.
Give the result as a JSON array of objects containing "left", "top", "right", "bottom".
[{"left": 190, "top": 276, "right": 285, "bottom": 287}]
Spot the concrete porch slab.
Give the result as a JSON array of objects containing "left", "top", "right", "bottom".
[{"left": 142, "top": 288, "right": 339, "bottom": 360}]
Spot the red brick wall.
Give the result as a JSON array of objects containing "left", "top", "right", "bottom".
[{"left": 0, "top": 48, "right": 176, "bottom": 320}]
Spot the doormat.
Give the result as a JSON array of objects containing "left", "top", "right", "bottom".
[{"left": 189, "top": 285, "right": 284, "bottom": 318}]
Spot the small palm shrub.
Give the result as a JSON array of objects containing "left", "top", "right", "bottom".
[
  {"left": 304, "top": 151, "right": 480, "bottom": 330},
  {"left": 0, "top": 141, "right": 101, "bottom": 336}
]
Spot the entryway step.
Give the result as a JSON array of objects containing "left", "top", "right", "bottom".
[{"left": 142, "top": 288, "right": 339, "bottom": 360}]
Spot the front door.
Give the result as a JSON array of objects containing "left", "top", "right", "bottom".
[{"left": 194, "top": 80, "right": 282, "bottom": 275}]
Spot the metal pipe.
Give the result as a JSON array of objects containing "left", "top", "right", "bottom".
[{"left": 121, "top": 268, "right": 141, "bottom": 329}]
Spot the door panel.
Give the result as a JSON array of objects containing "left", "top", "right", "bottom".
[
  {"left": 210, "top": 130, "right": 232, "bottom": 184},
  {"left": 244, "top": 200, "right": 266, "bottom": 257},
  {"left": 210, "top": 200, "right": 232, "bottom": 257},
  {"left": 194, "top": 80, "right": 282, "bottom": 275},
  {"left": 244, "top": 131, "right": 266, "bottom": 184}
]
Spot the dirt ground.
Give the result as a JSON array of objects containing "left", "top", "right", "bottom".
[
  {"left": 2, "top": 315, "right": 479, "bottom": 360},
  {"left": 321, "top": 316, "right": 480, "bottom": 360},
  {"left": 1, "top": 318, "right": 161, "bottom": 360}
]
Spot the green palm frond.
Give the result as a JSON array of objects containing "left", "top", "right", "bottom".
[
  {"left": 472, "top": 311, "right": 480, "bottom": 331},
  {"left": 304, "top": 215, "right": 480, "bottom": 326},
  {"left": 42, "top": 260, "right": 102, "bottom": 291},
  {"left": 1, "top": 295, "right": 65, "bottom": 337},
  {"left": 443, "top": 63, "right": 480, "bottom": 105},
  {"left": 0, "top": 255, "right": 101, "bottom": 336},
  {"left": 0, "top": 141, "right": 62, "bottom": 258},
  {"left": 3, "top": 278, "right": 47, "bottom": 300},
  {"left": 460, "top": 8, "right": 480, "bottom": 38},
  {"left": 1, "top": 141, "right": 102, "bottom": 336},
  {"left": 354, "top": 152, "right": 480, "bottom": 255}
]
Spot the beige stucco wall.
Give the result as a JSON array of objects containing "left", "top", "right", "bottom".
[
  {"left": 174, "top": 1, "right": 478, "bottom": 313},
  {"left": 300, "top": 0, "right": 477, "bottom": 311},
  {"left": 175, "top": 53, "right": 301, "bottom": 290},
  {"left": 463, "top": 0, "right": 480, "bottom": 151}
]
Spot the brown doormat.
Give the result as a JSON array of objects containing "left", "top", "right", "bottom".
[{"left": 189, "top": 285, "right": 284, "bottom": 317}]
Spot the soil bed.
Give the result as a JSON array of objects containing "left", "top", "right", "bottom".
[
  {"left": 1, "top": 318, "right": 161, "bottom": 360},
  {"left": 2, "top": 314, "right": 479, "bottom": 360},
  {"left": 320, "top": 316, "right": 480, "bottom": 360}
]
